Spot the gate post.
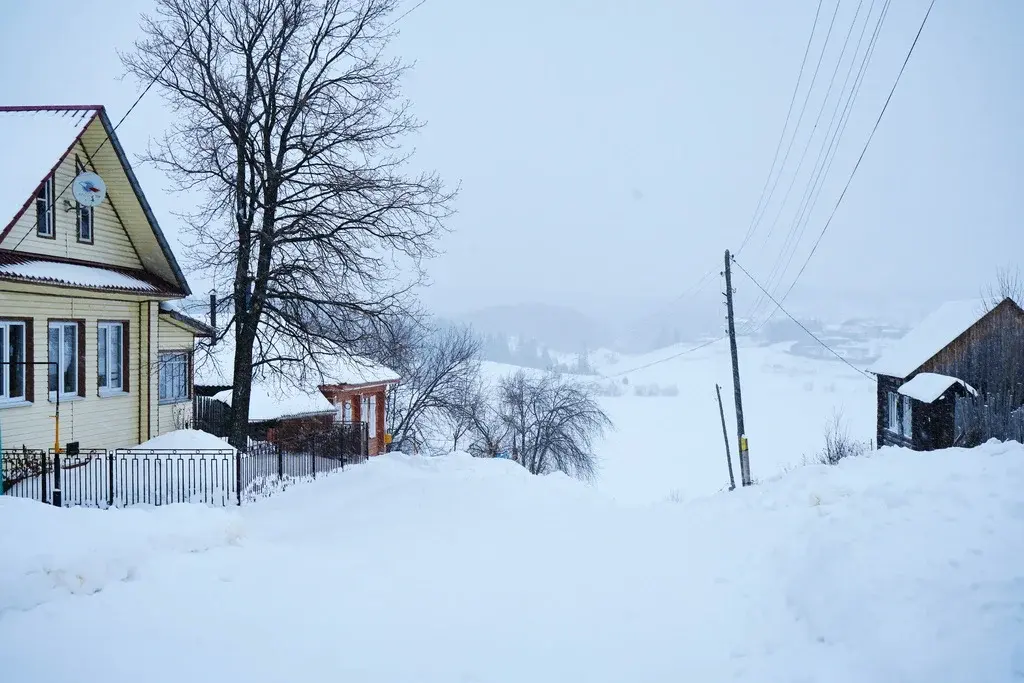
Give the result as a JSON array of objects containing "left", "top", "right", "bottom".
[
  {"left": 235, "top": 452, "right": 242, "bottom": 506},
  {"left": 310, "top": 437, "right": 316, "bottom": 480},
  {"left": 107, "top": 450, "right": 115, "bottom": 508},
  {"left": 52, "top": 452, "right": 62, "bottom": 508},
  {"left": 277, "top": 442, "right": 283, "bottom": 481}
]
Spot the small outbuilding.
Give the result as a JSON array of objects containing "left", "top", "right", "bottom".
[{"left": 868, "top": 297, "right": 1024, "bottom": 450}]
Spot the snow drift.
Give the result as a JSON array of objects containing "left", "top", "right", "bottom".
[{"left": 1, "top": 444, "right": 1023, "bottom": 682}]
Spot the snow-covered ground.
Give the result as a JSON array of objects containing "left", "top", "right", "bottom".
[
  {"left": 481, "top": 336, "right": 876, "bottom": 505},
  {"left": 2, "top": 444, "right": 1023, "bottom": 682}
]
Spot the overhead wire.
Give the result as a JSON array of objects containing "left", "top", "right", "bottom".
[
  {"left": 755, "top": 0, "right": 938, "bottom": 329},
  {"left": 738, "top": 0, "right": 842, "bottom": 258},
  {"left": 741, "top": 0, "right": 890, "bottom": 329},
  {"left": 9, "top": 0, "right": 224, "bottom": 252},
  {"left": 736, "top": 0, "right": 825, "bottom": 255},
  {"left": 730, "top": 256, "right": 874, "bottom": 380}
]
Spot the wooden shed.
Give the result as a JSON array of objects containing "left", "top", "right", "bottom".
[{"left": 869, "top": 297, "right": 1024, "bottom": 450}]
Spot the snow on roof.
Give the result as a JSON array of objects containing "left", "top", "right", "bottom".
[
  {"left": 213, "top": 382, "right": 336, "bottom": 423},
  {"left": 898, "top": 373, "right": 978, "bottom": 403},
  {"left": 0, "top": 107, "right": 96, "bottom": 227},
  {"left": 194, "top": 338, "right": 399, "bottom": 389},
  {"left": 868, "top": 299, "right": 989, "bottom": 378},
  {"left": 0, "top": 255, "right": 159, "bottom": 292},
  {"left": 158, "top": 301, "right": 214, "bottom": 336}
]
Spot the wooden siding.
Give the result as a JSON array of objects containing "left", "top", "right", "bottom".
[
  {"left": 876, "top": 374, "right": 913, "bottom": 449},
  {"left": 155, "top": 316, "right": 197, "bottom": 435},
  {"left": 918, "top": 300, "right": 1024, "bottom": 397},
  {"left": 0, "top": 136, "right": 143, "bottom": 270},
  {"left": 0, "top": 289, "right": 144, "bottom": 449}
]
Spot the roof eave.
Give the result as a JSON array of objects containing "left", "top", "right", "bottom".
[
  {"left": 97, "top": 109, "right": 192, "bottom": 297},
  {"left": 159, "top": 307, "right": 215, "bottom": 337}
]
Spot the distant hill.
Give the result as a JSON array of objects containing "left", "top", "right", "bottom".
[{"left": 457, "top": 303, "right": 608, "bottom": 353}]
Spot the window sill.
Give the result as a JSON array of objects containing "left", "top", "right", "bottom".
[
  {"left": 0, "top": 400, "right": 32, "bottom": 410},
  {"left": 98, "top": 389, "right": 129, "bottom": 399},
  {"left": 159, "top": 397, "right": 191, "bottom": 406},
  {"left": 48, "top": 394, "right": 85, "bottom": 404}
]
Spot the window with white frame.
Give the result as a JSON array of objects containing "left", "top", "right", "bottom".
[
  {"left": 97, "top": 322, "right": 124, "bottom": 393},
  {"left": 362, "top": 395, "right": 377, "bottom": 435},
  {"left": 48, "top": 321, "right": 79, "bottom": 398},
  {"left": 36, "top": 175, "right": 54, "bottom": 237},
  {"left": 76, "top": 159, "right": 94, "bottom": 243},
  {"left": 886, "top": 391, "right": 900, "bottom": 433},
  {"left": 901, "top": 395, "right": 913, "bottom": 437},
  {"left": 159, "top": 352, "right": 189, "bottom": 403},
  {"left": 341, "top": 399, "right": 352, "bottom": 422},
  {"left": 1, "top": 320, "right": 27, "bottom": 403}
]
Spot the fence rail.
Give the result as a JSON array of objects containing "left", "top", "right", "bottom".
[{"left": 1, "top": 423, "right": 369, "bottom": 509}]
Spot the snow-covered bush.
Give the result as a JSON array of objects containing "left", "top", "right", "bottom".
[{"left": 810, "top": 411, "right": 867, "bottom": 466}]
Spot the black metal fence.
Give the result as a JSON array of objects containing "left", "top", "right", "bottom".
[{"left": 1, "top": 423, "right": 370, "bottom": 508}]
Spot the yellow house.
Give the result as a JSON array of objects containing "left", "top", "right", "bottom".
[{"left": 0, "top": 105, "right": 211, "bottom": 450}]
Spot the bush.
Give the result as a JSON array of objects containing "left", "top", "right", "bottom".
[{"left": 812, "top": 410, "right": 867, "bottom": 466}]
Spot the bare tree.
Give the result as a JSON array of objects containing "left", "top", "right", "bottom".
[
  {"left": 367, "top": 317, "right": 482, "bottom": 453},
  {"left": 124, "top": 0, "right": 455, "bottom": 448},
  {"left": 492, "top": 370, "right": 611, "bottom": 481},
  {"left": 982, "top": 265, "right": 1024, "bottom": 312},
  {"left": 810, "top": 409, "right": 866, "bottom": 466}
]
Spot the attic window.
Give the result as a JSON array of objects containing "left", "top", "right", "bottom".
[
  {"left": 35, "top": 175, "right": 55, "bottom": 238},
  {"left": 76, "top": 158, "right": 94, "bottom": 244}
]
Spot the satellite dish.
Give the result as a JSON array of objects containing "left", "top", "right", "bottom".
[{"left": 71, "top": 171, "right": 106, "bottom": 207}]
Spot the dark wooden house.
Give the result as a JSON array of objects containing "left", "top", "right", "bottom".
[{"left": 869, "top": 297, "right": 1024, "bottom": 451}]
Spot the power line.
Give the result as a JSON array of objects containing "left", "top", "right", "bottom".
[
  {"left": 11, "top": 0, "right": 223, "bottom": 252},
  {"left": 385, "top": 0, "right": 429, "bottom": 29},
  {"left": 763, "top": 0, "right": 937, "bottom": 325},
  {"left": 738, "top": 0, "right": 842, "bottom": 256},
  {"left": 605, "top": 336, "right": 728, "bottom": 378},
  {"left": 741, "top": 0, "right": 891, "bottom": 330},
  {"left": 737, "top": 0, "right": 825, "bottom": 255},
  {"left": 730, "top": 256, "right": 873, "bottom": 381}
]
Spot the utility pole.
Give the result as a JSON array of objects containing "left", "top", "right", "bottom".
[
  {"left": 715, "top": 383, "right": 736, "bottom": 491},
  {"left": 723, "top": 250, "right": 751, "bottom": 486}
]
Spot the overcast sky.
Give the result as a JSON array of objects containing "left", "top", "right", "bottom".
[{"left": 3, "top": 0, "right": 1022, "bottom": 321}]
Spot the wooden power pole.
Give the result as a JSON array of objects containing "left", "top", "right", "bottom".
[
  {"left": 723, "top": 250, "right": 751, "bottom": 486},
  {"left": 715, "top": 383, "right": 736, "bottom": 491}
]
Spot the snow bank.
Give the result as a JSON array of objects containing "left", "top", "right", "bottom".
[
  {"left": 0, "top": 497, "right": 243, "bottom": 615},
  {"left": 131, "top": 429, "right": 235, "bottom": 452},
  {"left": 1, "top": 444, "right": 1023, "bottom": 682}
]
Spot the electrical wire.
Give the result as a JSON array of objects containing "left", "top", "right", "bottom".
[
  {"left": 759, "top": 0, "right": 937, "bottom": 327},
  {"left": 10, "top": 0, "right": 223, "bottom": 253},
  {"left": 740, "top": 0, "right": 891, "bottom": 330},
  {"left": 730, "top": 256, "right": 874, "bottom": 380},
  {"left": 605, "top": 335, "right": 728, "bottom": 378},
  {"left": 737, "top": 0, "right": 825, "bottom": 255}
]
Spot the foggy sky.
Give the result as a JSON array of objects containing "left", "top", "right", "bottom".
[{"left": 2, "top": 0, "right": 1021, "bottom": 323}]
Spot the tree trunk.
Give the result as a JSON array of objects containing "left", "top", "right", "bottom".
[{"left": 229, "top": 315, "right": 258, "bottom": 451}]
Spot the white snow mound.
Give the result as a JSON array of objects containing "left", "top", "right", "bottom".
[{"left": 1, "top": 444, "right": 1023, "bottom": 682}]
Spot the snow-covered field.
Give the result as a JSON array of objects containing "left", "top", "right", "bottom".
[
  {"left": 2, "top": 444, "right": 1023, "bottom": 682},
  {"left": 482, "top": 336, "right": 876, "bottom": 505}
]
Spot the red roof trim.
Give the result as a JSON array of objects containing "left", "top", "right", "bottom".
[
  {"left": 0, "top": 108, "right": 102, "bottom": 242},
  {"left": 319, "top": 379, "right": 400, "bottom": 393},
  {"left": 0, "top": 105, "right": 103, "bottom": 113}
]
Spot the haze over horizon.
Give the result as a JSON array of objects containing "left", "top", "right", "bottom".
[{"left": 2, "top": 0, "right": 1021, "bottom": 333}]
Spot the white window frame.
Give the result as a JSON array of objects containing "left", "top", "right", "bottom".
[
  {"left": 97, "top": 322, "right": 124, "bottom": 394},
  {"left": 159, "top": 352, "right": 189, "bottom": 403},
  {"left": 886, "top": 392, "right": 899, "bottom": 433},
  {"left": 48, "top": 321, "right": 79, "bottom": 400},
  {"left": 901, "top": 395, "right": 913, "bottom": 438},
  {"left": 362, "top": 395, "right": 377, "bottom": 435},
  {"left": 76, "top": 158, "right": 94, "bottom": 244},
  {"left": 36, "top": 175, "right": 55, "bottom": 237},
  {"left": 1, "top": 321, "right": 27, "bottom": 404}
]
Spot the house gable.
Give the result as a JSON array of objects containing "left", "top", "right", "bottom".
[
  {"left": 918, "top": 298, "right": 1024, "bottom": 391},
  {"left": 0, "top": 106, "right": 189, "bottom": 295}
]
